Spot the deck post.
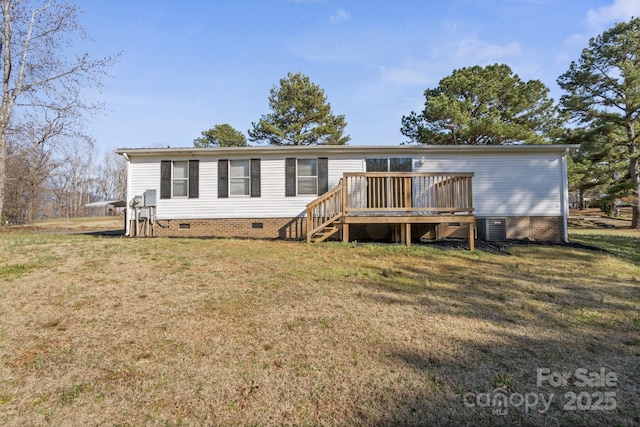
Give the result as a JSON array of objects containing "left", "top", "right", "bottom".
[
  {"left": 342, "top": 176, "right": 349, "bottom": 216},
  {"left": 469, "top": 222, "right": 475, "bottom": 251},
  {"left": 467, "top": 176, "right": 473, "bottom": 211},
  {"left": 404, "top": 177, "right": 412, "bottom": 214},
  {"left": 405, "top": 223, "right": 411, "bottom": 247},
  {"left": 342, "top": 223, "right": 350, "bottom": 243}
]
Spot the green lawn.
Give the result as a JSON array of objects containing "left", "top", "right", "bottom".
[{"left": 570, "top": 228, "right": 640, "bottom": 266}]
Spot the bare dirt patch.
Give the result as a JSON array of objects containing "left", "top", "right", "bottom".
[
  {"left": 1, "top": 216, "right": 124, "bottom": 234},
  {"left": 570, "top": 207, "right": 634, "bottom": 229}
]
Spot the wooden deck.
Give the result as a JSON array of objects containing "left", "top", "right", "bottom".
[{"left": 306, "top": 172, "right": 476, "bottom": 250}]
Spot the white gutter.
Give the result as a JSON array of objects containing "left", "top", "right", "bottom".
[
  {"left": 115, "top": 144, "right": 581, "bottom": 158},
  {"left": 122, "top": 152, "right": 131, "bottom": 237},
  {"left": 561, "top": 148, "right": 570, "bottom": 243}
]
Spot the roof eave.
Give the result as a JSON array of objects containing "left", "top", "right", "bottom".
[{"left": 115, "top": 144, "right": 580, "bottom": 158}]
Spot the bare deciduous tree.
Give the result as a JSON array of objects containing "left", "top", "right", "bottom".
[
  {"left": 94, "top": 151, "right": 126, "bottom": 202},
  {"left": 0, "top": 0, "right": 116, "bottom": 221},
  {"left": 3, "top": 87, "right": 102, "bottom": 222},
  {"left": 4, "top": 134, "right": 57, "bottom": 223},
  {"left": 49, "top": 137, "right": 94, "bottom": 219}
]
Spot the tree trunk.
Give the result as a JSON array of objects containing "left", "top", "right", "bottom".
[
  {"left": 632, "top": 166, "right": 639, "bottom": 228},
  {"left": 0, "top": 1, "right": 13, "bottom": 224},
  {"left": 0, "top": 136, "right": 5, "bottom": 223},
  {"left": 626, "top": 125, "right": 639, "bottom": 228},
  {"left": 631, "top": 157, "right": 639, "bottom": 227},
  {"left": 630, "top": 145, "right": 639, "bottom": 228},
  {"left": 0, "top": 130, "right": 6, "bottom": 222}
]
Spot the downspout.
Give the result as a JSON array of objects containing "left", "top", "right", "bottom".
[
  {"left": 122, "top": 152, "right": 131, "bottom": 237},
  {"left": 561, "top": 149, "right": 570, "bottom": 243}
]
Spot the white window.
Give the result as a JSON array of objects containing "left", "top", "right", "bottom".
[
  {"left": 161, "top": 160, "right": 198, "bottom": 199},
  {"left": 172, "top": 161, "right": 189, "bottom": 197},
  {"left": 297, "top": 159, "right": 318, "bottom": 195},
  {"left": 230, "top": 160, "right": 250, "bottom": 196}
]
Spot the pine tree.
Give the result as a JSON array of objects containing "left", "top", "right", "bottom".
[
  {"left": 558, "top": 18, "right": 640, "bottom": 228},
  {"left": 249, "top": 72, "right": 349, "bottom": 146}
]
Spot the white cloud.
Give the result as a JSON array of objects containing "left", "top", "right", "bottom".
[
  {"left": 562, "top": 32, "right": 589, "bottom": 48},
  {"left": 585, "top": 0, "right": 640, "bottom": 30},
  {"left": 379, "top": 67, "right": 429, "bottom": 87},
  {"left": 376, "top": 61, "right": 434, "bottom": 88},
  {"left": 554, "top": 51, "right": 572, "bottom": 66},
  {"left": 561, "top": 0, "right": 640, "bottom": 60},
  {"left": 454, "top": 38, "right": 522, "bottom": 65},
  {"left": 287, "top": 28, "right": 387, "bottom": 64},
  {"left": 330, "top": 9, "right": 351, "bottom": 24},
  {"left": 288, "top": 35, "right": 367, "bottom": 63}
]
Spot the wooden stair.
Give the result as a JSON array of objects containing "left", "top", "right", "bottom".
[
  {"left": 306, "top": 179, "right": 344, "bottom": 243},
  {"left": 308, "top": 223, "right": 342, "bottom": 243},
  {"left": 306, "top": 172, "right": 475, "bottom": 250}
]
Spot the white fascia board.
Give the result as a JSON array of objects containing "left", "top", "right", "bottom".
[{"left": 115, "top": 144, "right": 580, "bottom": 159}]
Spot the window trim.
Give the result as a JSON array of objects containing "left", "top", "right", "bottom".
[
  {"left": 172, "top": 160, "right": 189, "bottom": 198},
  {"left": 160, "top": 160, "right": 199, "bottom": 199},
  {"left": 285, "top": 157, "right": 328, "bottom": 197},
  {"left": 296, "top": 158, "right": 319, "bottom": 196},
  {"left": 229, "top": 159, "right": 251, "bottom": 197},
  {"left": 218, "top": 159, "right": 261, "bottom": 198}
]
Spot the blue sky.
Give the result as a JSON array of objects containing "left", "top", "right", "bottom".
[{"left": 75, "top": 0, "right": 640, "bottom": 152}]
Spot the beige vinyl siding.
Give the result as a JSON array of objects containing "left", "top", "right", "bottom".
[{"left": 413, "top": 153, "right": 562, "bottom": 216}]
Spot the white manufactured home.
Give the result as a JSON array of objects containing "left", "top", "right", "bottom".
[{"left": 116, "top": 144, "right": 576, "bottom": 249}]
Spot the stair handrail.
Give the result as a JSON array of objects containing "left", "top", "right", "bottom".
[{"left": 306, "top": 178, "right": 344, "bottom": 241}]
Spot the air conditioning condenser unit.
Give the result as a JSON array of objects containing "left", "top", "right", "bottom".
[{"left": 477, "top": 217, "right": 507, "bottom": 241}]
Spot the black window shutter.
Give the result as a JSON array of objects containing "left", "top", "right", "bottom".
[
  {"left": 285, "top": 158, "right": 296, "bottom": 197},
  {"left": 160, "top": 161, "right": 171, "bottom": 199},
  {"left": 188, "top": 160, "right": 199, "bottom": 199},
  {"left": 318, "top": 157, "right": 329, "bottom": 195},
  {"left": 250, "top": 159, "right": 261, "bottom": 197},
  {"left": 218, "top": 159, "right": 229, "bottom": 198}
]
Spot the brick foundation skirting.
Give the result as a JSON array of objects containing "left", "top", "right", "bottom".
[
  {"left": 135, "top": 217, "right": 307, "bottom": 239},
  {"left": 349, "top": 217, "right": 564, "bottom": 243},
  {"left": 509, "top": 216, "right": 565, "bottom": 242},
  {"left": 440, "top": 216, "right": 564, "bottom": 242},
  {"left": 129, "top": 215, "right": 565, "bottom": 242}
]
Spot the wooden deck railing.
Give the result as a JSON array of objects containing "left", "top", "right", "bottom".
[
  {"left": 306, "top": 172, "right": 475, "bottom": 247},
  {"left": 343, "top": 172, "right": 474, "bottom": 214},
  {"left": 306, "top": 178, "right": 344, "bottom": 238}
]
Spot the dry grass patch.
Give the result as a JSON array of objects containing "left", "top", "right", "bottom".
[
  {"left": 0, "top": 231, "right": 638, "bottom": 426},
  {"left": 32, "top": 216, "right": 124, "bottom": 230}
]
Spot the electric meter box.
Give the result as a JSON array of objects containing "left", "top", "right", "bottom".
[{"left": 144, "top": 190, "right": 157, "bottom": 207}]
